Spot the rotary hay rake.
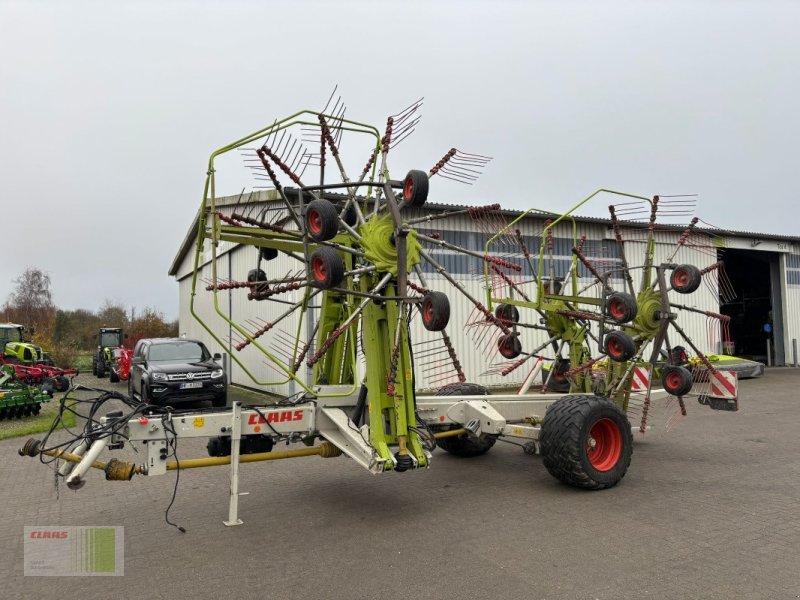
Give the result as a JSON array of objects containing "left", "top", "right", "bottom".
[
  {"left": 479, "top": 189, "right": 740, "bottom": 433},
  {"left": 19, "top": 95, "right": 739, "bottom": 527}
]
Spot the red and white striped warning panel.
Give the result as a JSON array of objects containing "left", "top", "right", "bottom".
[
  {"left": 709, "top": 370, "right": 738, "bottom": 399},
  {"left": 631, "top": 366, "right": 651, "bottom": 392}
]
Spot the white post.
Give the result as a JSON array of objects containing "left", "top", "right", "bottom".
[{"left": 223, "top": 402, "right": 243, "bottom": 526}]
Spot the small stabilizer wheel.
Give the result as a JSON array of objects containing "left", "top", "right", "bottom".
[
  {"left": 495, "top": 303, "right": 520, "bottom": 324},
  {"left": 342, "top": 203, "right": 357, "bottom": 227},
  {"left": 539, "top": 394, "right": 633, "bottom": 490},
  {"left": 671, "top": 264, "right": 702, "bottom": 294},
  {"left": 669, "top": 345, "right": 689, "bottom": 366},
  {"left": 247, "top": 268, "right": 267, "bottom": 283},
  {"left": 259, "top": 246, "right": 279, "bottom": 261},
  {"left": 661, "top": 365, "right": 693, "bottom": 396},
  {"left": 420, "top": 291, "right": 450, "bottom": 331},
  {"left": 547, "top": 358, "right": 571, "bottom": 393},
  {"left": 604, "top": 330, "right": 636, "bottom": 362},
  {"left": 393, "top": 453, "right": 414, "bottom": 472},
  {"left": 310, "top": 246, "right": 345, "bottom": 289},
  {"left": 434, "top": 383, "right": 496, "bottom": 457},
  {"left": 605, "top": 292, "right": 638, "bottom": 324},
  {"left": 305, "top": 199, "right": 340, "bottom": 242},
  {"left": 498, "top": 332, "right": 522, "bottom": 359},
  {"left": 403, "top": 169, "right": 429, "bottom": 207},
  {"left": 109, "top": 368, "right": 120, "bottom": 383}
]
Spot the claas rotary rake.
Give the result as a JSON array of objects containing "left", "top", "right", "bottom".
[
  {"left": 19, "top": 94, "right": 740, "bottom": 527},
  {"left": 478, "top": 189, "right": 740, "bottom": 435}
]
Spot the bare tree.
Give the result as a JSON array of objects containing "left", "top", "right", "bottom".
[{"left": 2, "top": 267, "right": 56, "bottom": 345}]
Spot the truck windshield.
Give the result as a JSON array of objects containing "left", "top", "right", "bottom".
[
  {"left": 100, "top": 332, "right": 121, "bottom": 348},
  {"left": 1, "top": 328, "right": 22, "bottom": 342},
  {"left": 147, "top": 342, "right": 208, "bottom": 363}
]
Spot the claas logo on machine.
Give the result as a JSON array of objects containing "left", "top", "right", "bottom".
[{"left": 247, "top": 410, "right": 304, "bottom": 425}]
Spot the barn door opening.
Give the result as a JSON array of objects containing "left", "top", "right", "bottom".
[{"left": 718, "top": 249, "right": 783, "bottom": 365}]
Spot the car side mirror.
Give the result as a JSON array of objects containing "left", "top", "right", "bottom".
[
  {"left": 213, "top": 353, "right": 222, "bottom": 361},
  {"left": 131, "top": 356, "right": 144, "bottom": 366}
]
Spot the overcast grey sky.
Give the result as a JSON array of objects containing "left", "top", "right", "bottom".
[{"left": 1, "top": 0, "right": 798, "bottom": 319}]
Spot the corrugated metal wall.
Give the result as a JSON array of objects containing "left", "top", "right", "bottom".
[
  {"left": 176, "top": 203, "right": 737, "bottom": 394},
  {"left": 781, "top": 252, "right": 800, "bottom": 363}
]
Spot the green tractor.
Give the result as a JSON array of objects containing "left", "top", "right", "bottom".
[
  {"left": 0, "top": 323, "right": 53, "bottom": 366},
  {"left": 92, "top": 328, "right": 126, "bottom": 378}
]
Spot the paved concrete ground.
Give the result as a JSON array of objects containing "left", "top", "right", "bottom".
[{"left": 3, "top": 370, "right": 800, "bottom": 599}]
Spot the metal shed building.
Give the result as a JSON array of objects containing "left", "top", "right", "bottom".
[{"left": 169, "top": 191, "right": 799, "bottom": 395}]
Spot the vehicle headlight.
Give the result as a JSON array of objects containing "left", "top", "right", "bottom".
[
  {"left": 152, "top": 372, "right": 167, "bottom": 381},
  {"left": 211, "top": 369, "right": 224, "bottom": 379}
]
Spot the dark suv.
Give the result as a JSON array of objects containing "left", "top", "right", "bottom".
[{"left": 128, "top": 338, "right": 227, "bottom": 407}]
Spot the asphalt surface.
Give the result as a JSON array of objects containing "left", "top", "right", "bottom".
[{"left": 3, "top": 370, "right": 800, "bottom": 599}]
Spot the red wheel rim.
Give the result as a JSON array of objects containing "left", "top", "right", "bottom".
[
  {"left": 587, "top": 418, "right": 622, "bottom": 471},
  {"left": 665, "top": 370, "right": 683, "bottom": 392},
  {"left": 312, "top": 257, "right": 327, "bottom": 282},
  {"left": 423, "top": 299, "right": 434, "bottom": 324},
  {"left": 403, "top": 176, "right": 413, "bottom": 200},
  {"left": 609, "top": 299, "right": 626, "bottom": 320},
  {"left": 307, "top": 209, "right": 322, "bottom": 235},
  {"left": 673, "top": 269, "right": 688, "bottom": 287},
  {"left": 607, "top": 338, "right": 623, "bottom": 359}
]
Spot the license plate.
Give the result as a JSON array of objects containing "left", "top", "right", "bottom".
[{"left": 180, "top": 382, "right": 203, "bottom": 390}]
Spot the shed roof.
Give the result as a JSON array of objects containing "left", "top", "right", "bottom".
[{"left": 169, "top": 188, "right": 800, "bottom": 277}]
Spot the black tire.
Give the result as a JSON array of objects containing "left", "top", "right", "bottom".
[
  {"left": 605, "top": 292, "right": 638, "bottom": 324},
  {"left": 0, "top": 408, "right": 6, "bottom": 421},
  {"left": 669, "top": 345, "right": 689, "bottom": 366},
  {"left": 96, "top": 357, "right": 106, "bottom": 378},
  {"left": 109, "top": 368, "right": 120, "bottom": 383},
  {"left": 434, "top": 383, "right": 496, "bottom": 457},
  {"left": 54, "top": 375, "right": 69, "bottom": 391},
  {"left": 32, "top": 404, "right": 41, "bottom": 415},
  {"left": 604, "top": 330, "right": 636, "bottom": 362},
  {"left": 495, "top": 303, "right": 520, "bottom": 324},
  {"left": 671, "top": 264, "right": 702, "bottom": 294},
  {"left": 212, "top": 394, "right": 227, "bottom": 408},
  {"left": 91, "top": 358, "right": 97, "bottom": 376},
  {"left": 342, "top": 203, "right": 357, "bottom": 227},
  {"left": 420, "top": 292, "right": 450, "bottom": 331},
  {"left": 259, "top": 247, "right": 278, "bottom": 261},
  {"left": 305, "top": 199, "right": 339, "bottom": 242},
  {"left": 402, "top": 170, "right": 429, "bottom": 207},
  {"left": 498, "top": 332, "right": 522, "bottom": 359},
  {"left": 310, "top": 247, "right": 345, "bottom": 289},
  {"left": 661, "top": 365, "right": 693, "bottom": 396},
  {"left": 41, "top": 379, "right": 56, "bottom": 396},
  {"left": 540, "top": 394, "right": 633, "bottom": 490},
  {"left": 247, "top": 268, "right": 267, "bottom": 284},
  {"left": 547, "top": 358, "right": 571, "bottom": 393}
]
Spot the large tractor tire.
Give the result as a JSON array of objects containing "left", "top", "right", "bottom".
[
  {"left": 434, "top": 383, "right": 497, "bottom": 457},
  {"left": 96, "top": 354, "right": 106, "bottom": 378},
  {"left": 539, "top": 394, "right": 633, "bottom": 490}
]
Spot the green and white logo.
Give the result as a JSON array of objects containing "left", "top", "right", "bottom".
[{"left": 24, "top": 526, "right": 124, "bottom": 576}]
